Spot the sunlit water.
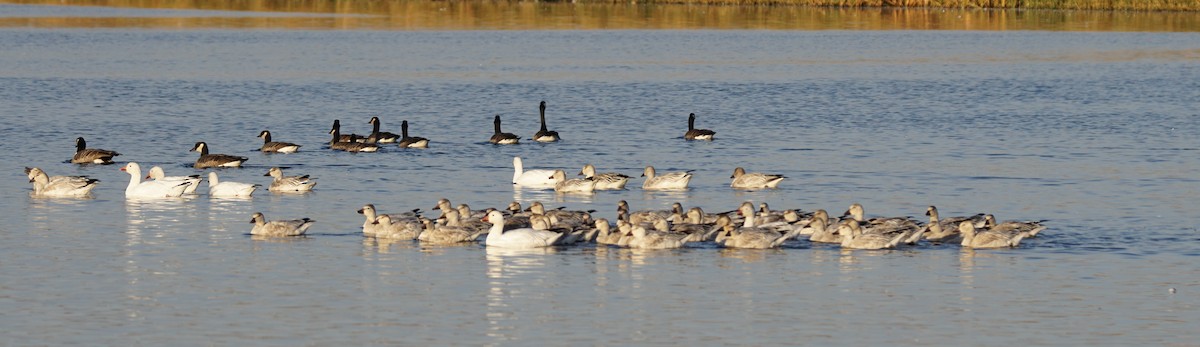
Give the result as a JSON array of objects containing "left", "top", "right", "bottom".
[{"left": 2, "top": 3, "right": 1199, "bottom": 345}]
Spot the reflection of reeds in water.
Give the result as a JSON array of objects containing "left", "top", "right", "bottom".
[{"left": 1, "top": 0, "right": 1198, "bottom": 31}]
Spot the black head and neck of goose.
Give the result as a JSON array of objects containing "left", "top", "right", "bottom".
[
  {"left": 329, "top": 125, "right": 341, "bottom": 145},
  {"left": 401, "top": 120, "right": 410, "bottom": 138},
  {"left": 368, "top": 116, "right": 382, "bottom": 143},
  {"left": 538, "top": 101, "right": 549, "bottom": 132},
  {"left": 258, "top": 130, "right": 272, "bottom": 143},
  {"left": 493, "top": 115, "right": 504, "bottom": 135},
  {"left": 190, "top": 142, "right": 209, "bottom": 156},
  {"left": 75, "top": 137, "right": 87, "bottom": 152},
  {"left": 688, "top": 113, "right": 697, "bottom": 131}
]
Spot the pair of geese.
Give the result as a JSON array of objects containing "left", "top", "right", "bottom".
[
  {"left": 512, "top": 157, "right": 785, "bottom": 192},
  {"left": 73, "top": 135, "right": 253, "bottom": 169},
  {"left": 489, "top": 106, "right": 716, "bottom": 145}
]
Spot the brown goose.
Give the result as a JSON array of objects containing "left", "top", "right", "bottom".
[
  {"left": 330, "top": 119, "right": 360, "bottom": 143},
  {"left": 533, "top": 101, "right": 560, "bottom": 142},
  {"left": 329, "top": 123, "right": 379, "bottom": 152},
  {"left": 683, "top": 113, "right": 715, "bottom": 140},
  {"left": 366, "top": 116, "right": 400, "bottom": 144},
  {"left": 71, "top": 137, "right": 120, "bottom": 164},
  {"left": 489, "top": 115, "right": 520, "bottom": 144},
  {"left": 257, "top": 130, "right": 301, "bottom": 153},
  {"left": 397, "top": 120, "right": 429, "bottom": 148},
  {"left": 190, "top": 142, "right": 247, "bottom": 169}
]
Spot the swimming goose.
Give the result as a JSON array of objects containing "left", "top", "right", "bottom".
[
  {"left": 25, "top": 167, "right": 99, "bottom": 197},
  {"left": 397, "top": 120, "right": 430, "bottom": 148},
  {"left": 550, "top": 170, "right": 596, "bottom": 193},
  {"left": 843, "top": 203, "right": 921, "bottom": 243},
  {"left": 983, "top": 215, "right": 1047, "bottom": 238},
  {"left": 714, "top": 201, "right": 794, "bottom": 249},
  {"left": 796, "top": 209, "right": 830, "bottom": 235},
  {"left": 806, "top": 218, "right": 842, "bottom": 244},
  {"left": 839, "top": 219, "right": 908, "bottom": 250},
  {"left": 366, "top": 116, "right": 401, "bottom": 144},
  {"left": 257, "top": 130, "right": 301, "bottom": 153},
  {"left": 641, "top": 166, "right": 693, "bottom": 190},
  {"left": 419, "top": 210, "right": 487, "bottom": 244},
  {"left": 249, "top": 212, "right": 314, "bottom": 237},
  {"left": 330, "top": 119, "right": 360, "bottom": 142},
  {"left": 489, "top": 115, "right": 520, "bottom": 145},
  {"left": 329, "top": 124, "right": 379, "bottom": 152},
  {"left": 206, "top": 172, "right": 258, "bottom": 197},
  {"left": 625, "top": 224, "right": 702, "bottom": 249},
  {"left": 120, "top": 162, "right": 190, "bottom": 198},
  {"left": 683, "top": 113, "right": 715, "bottom": 141},
  {"left": 358, "top": 204, "right": 417, "bottom": 236},
  {"left": 264, "top": 167, "right": 316, "bottom": 192},
  {"left": 71, "top": 137, "right": 120, "bottom": 164},
  {"left": 618, "top": 200, "right": 683, "bottom": 225},
  {"left": 533, "top": 101, "right": 560, "bottom": 142},
  {"left": 482, "top": 210, "right": 565, "bottom": 248},
  {"left": 512, "top": 157, "right": 557, "bottom": 188},
  {"left": 371, "top": 215, "right": 423, "bottom": 240},
  {"left": 190, "top": 142, "right": 248, "bottom": 169},
  {"left": 960, "top": 221, "right": 1029, "bottom": 249},
  {"left": 594, "top": 218, "right": 623, "bottom": 245},
  {"left": 730, "top": 167, "right": 786, "bottom": 189},
  {"left": 146, "top": 166, "right": 202, "bottom": 194},
  {"left": 526, "top": 202, "right": 593, "bottom": 228},
  {"left": 579, "top": 164, "right": 630, "bottom": 190},
  {"left": 922, "top": 206, "right": 985, "bottom": 243}
]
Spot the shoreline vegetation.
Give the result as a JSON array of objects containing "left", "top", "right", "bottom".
[{"left": 1, "top": 0, "right": 1198, "bottom": 31}]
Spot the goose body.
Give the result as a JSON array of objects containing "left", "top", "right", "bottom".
[
  {"left": 489, "top": 115, "right": 520, "bottom": 144},
  {"left": 550, "top": 170, "right": 596, "bottom": 193},
  {"left": 641, "top": 166, "right": 692, "bottom": 190},
  {"left": 358, "top": 204, "right": 421, "bottom": 238},
  {"left": 626, "top": 225, "right": 700, "bottom": 249},
  {"left": 258, "top": 130, "right": 301, "bottom": 153},
  {"left": 922, "top": 206, "right": 985, "bottom": 243},
  {"left": 366, "top": 116, "right": 401, "bottom": 144},
  {"left": 533, "top": 101, "right": 560, "bottom": 142},
  {"left": 207, "top": 172, "right": 258, "bottom": 197},
  {"left": 420, "top": 210, "right": 487, "bottom": 244},
  {"left": 579, "top": 164, "right": 629, "bottom": 190},
  {"left": 483, "top": 210, "right": 565, "bottom": 248},
  {"left": 329, "top": 123, "right": 379, "bottom": 152},
  {"left": 715, "top": 202, "right": 793, "bottom": 249},
  {"left": 190, "top": 142, "right": 247, "bottom": 169},
  {"left": 960, "top": 221, "right": 1028, "bottom": 249},
  {"left": 25, "top": 167, "right": 99, "bottom": 197},
  {"left": 146, "top": 166, "right": 202, "bottom": 194},
  {"left": 120, "top": 162, "right": 190, "bottom": 198},
  {"left": 249, "top": 212, "right": 314, "bottom": 237},
  {"left": 730, "top": 167, "right": 785, "bottom": 189},
  {"left": 512, "top": 157, "right": 557, "bottom": 188},
  {"left": 265, "top": 167, "right": 316, "bottom": 192},
  {"left": 397, "top": 120, "right": 430, "bottom": 148},
  {"left": 683, "top": 113, "right": 715, "bottom": 140},
  {"left": 71, "top": 137, "right": 120, "bottom": 164}
]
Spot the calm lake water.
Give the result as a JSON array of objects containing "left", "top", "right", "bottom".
[{"left": 2, "top": 2, "right": 1199, "bottom": 345}]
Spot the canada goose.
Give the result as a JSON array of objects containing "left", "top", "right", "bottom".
[
  {"left": 207, "top": 172, "right": 258, "bottom": 197},
  {"left": 960, "top": 221, "right": 1029, "bottom": 249},
  {"left": 71, "top": 137, "right": 120, "bottom": 164},
  {"left": 550, "top": 170, "right": 596, "bottom": 193},
  {"left": 330, "top": 119, "right": 360, "bottom": 142},
  {"left": 579, "top": 164, "right": 630, "bottom": 190},
  {"left": 489, "top": 115, "right": 520, "bottom": 144},
  {"left": 24, "top": 167, "right": 99, "bottom": 197},
  {"left": 533, "top": 101, "right": 560, "bottom": 142},
  {"left": 366, "top": 116, "right": 400, "bottom": 144},
  {"left": 397, "top": 120, "right": 430, "bottom": 148},
  {"left": 264, "top": 167, "right": 316, "bottom": 192},
  {"left": 190, "top": 142, "right": 248, "bottom": 169},
  {"left": 641, "top": 166, "right": 692, "bottom": 190},
  {"left": 730, "top": 167, "right": 785, "bottom": 189},
  {"left": 249, "top": 212, "right": 314, "bottom": 237},
  {"left": 329, "top": 123, "right": 379, "bottom": 152},
  {"left": 120, "top": 162, "right": 190, "bottom": 198},
  {"left": 145, "top": 166, "right": 202, "bottom": 194},
  {"left": 257, "top": 130, "right": 301, "bottom": 153},
  {"left": 683, "top": 113, "right": 715, "bottom": 140},
  {"left": 482, "top": 210, "right": 565, "bottom": 248}
]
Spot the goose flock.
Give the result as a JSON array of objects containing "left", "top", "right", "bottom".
[{"left": 26, "top": 102, "right": 1047, "bottom": 250}]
